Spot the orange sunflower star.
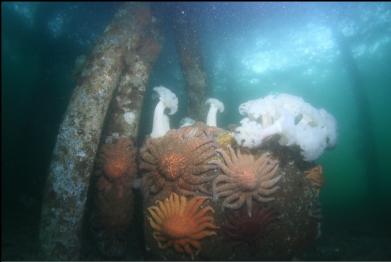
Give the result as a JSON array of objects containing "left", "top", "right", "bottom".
[
  {"left": 140, "top": 127, "right": 217, "bottom": 197},
  {"left": 211, "top": 145, "right": 281, "bottom": 217},
  {"left": 304, "top": 165, "right": 324, "bottom": 194},
  {"left": 147, "top": 192, "right": 218, "bottom": 258}
]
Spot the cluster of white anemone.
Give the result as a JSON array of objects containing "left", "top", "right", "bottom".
[
  {"left": 149, "top": 86, "right": 337, "bottom": 162},
  {"left": 234, "top": 93, "right": 337, "bottom": 161},
  {"left": 150, "top": 86, "right": 224, "bottom": 138}
]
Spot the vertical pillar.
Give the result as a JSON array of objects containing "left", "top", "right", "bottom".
[
  {"left": 173, "top": 7, "right": 208, "bottom": 121},
  {"left": 87, "top": 5, "right": 162, "bottom": 258},
  {"left": 39, "top": 3, "right": 152, "bottom": 260},
  {"left": 332, "top": 26, "right": 378, "bottom": 200}
]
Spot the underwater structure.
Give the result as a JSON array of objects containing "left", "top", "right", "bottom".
[
  {"left": 173, "top": 7, "right": 209, "bottom": 121},
  {"left": 140, "top": 89, "right": 336, "bottom": 260},
  {"left": 331, "top": 25, "right": 379, "bottom": 201},
  {"left": 39, "top": 4, "right": 338, "bottom": 261},
  {"left": 39, "top": 3, "right": 161, "bottom": 260},
  {"left": 86, "top": 5, "right": 161, "bottom": 258}
]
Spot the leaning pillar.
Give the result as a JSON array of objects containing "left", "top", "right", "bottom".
[
  {"left": 87, "top": 6, "right": 162, "bottom": 258},
  {"left": 39, "top": 3, "right": 151, "bottom": 260}
]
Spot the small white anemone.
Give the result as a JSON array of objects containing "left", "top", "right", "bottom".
[
  {"left": 150, "top": 86, "right": 178, "bottom": 138},
  {"left": 179, "top": 117, "right": 196, "bottom": 128},
  {"left": 205, "top": 98, "right": 224, "bottom": 127}
]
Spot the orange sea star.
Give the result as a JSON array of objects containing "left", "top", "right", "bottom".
[
  {"left": 92, "top": 137, "right": 136, "bottom": 256},
  {"left": 211, "top": 145, "right": 281, "bottom": 217},
  {"left": 304, "top": 165, "right": 324, "bottom": 194},
  {"left": 147, "top": 192, "right": 218, "bottom": 258},
  {"left": 140, "top": 126, "right": 217, "bottom": 197},
  {"left": 99, "top": 137, "right": 135, "bottom": 179}
]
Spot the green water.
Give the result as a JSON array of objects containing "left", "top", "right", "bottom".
[{"left": 2, "top": 2, "right": 391, "bottom": 260}]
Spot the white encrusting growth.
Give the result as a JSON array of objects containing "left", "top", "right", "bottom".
[
  {"left": 205, "top": 98, "right": 224, "bottom": 127},
  {"left": 124, "top": 111, "right": 136, "bottom": 125},
  {"left": 150, "top": 86, "right": 178, "bottom": 138}
]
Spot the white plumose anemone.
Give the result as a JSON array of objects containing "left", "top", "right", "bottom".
[
  {"left": 205, "top": 98, "right": 224, "bottom": 127},
  {"left": 150, "top": 86, "right": 178, "bottom": 138},
  {"left": 234, "top": 93, "right": 338, "bottom": 161}
]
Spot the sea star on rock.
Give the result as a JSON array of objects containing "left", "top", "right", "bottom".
[
  {"left": 140, "top": 126, "right": 217, "bottom": 197},
  {"left": 99, "top": 137, "right": 135, "bottom": 179},
  {"left": 147, "top": 192, "right": 218, "bottom": 258},
  {"left": 304, "top": 165, "right": 324, "bottom": 194},
  {"left": 211, "top": 145, "right": 281, "bottom": 217},
  {"left": 92, "top": 137, "right": 136, "bottom": 257}
]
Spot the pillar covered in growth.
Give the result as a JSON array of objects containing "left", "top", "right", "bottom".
[
  {"left": 173, "top": 7, "right": 208, "bottom": 121},
  {"left": 87, "top": 5, "right": 162, "bottom": 258},
  {"left": 39, "top": 3, "right": 160, "bottom": 260}
]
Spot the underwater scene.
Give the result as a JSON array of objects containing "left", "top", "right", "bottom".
[{"left": 2, "top": 2, "right": 391, "bottom": 261}]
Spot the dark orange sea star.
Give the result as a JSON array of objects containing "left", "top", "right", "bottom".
[
  {"left": 147, "top": 192, "right": 218, "bottom": 258},
  {"left": 140, "top": 126, "right": 217, "bottom": 197}
]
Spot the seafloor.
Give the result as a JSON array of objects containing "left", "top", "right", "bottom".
[{"left": 2, "top": 202, "right": 391, "bottom": 261}]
